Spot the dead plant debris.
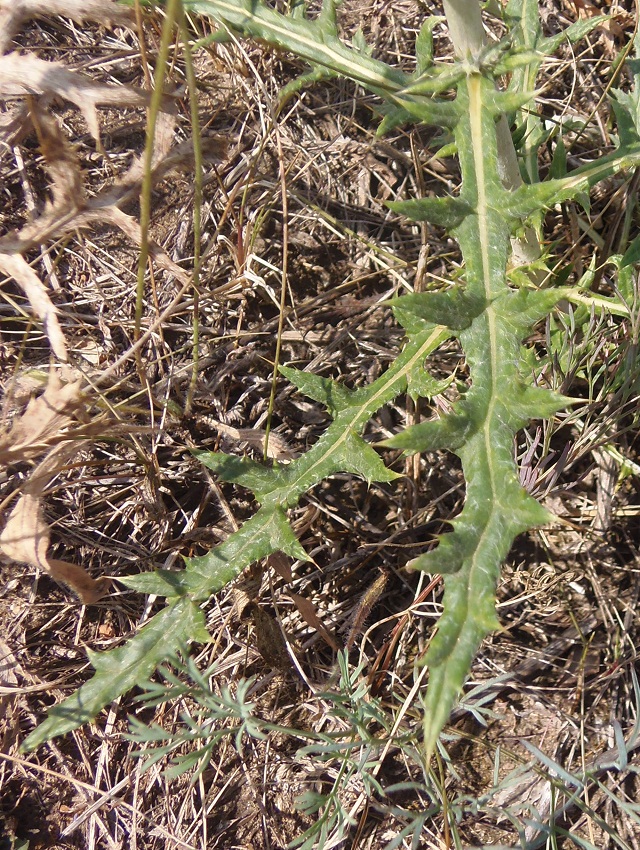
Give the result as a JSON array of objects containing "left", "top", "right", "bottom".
[{"left": 0, "top": 0, "right": 639, "bottom": 848}]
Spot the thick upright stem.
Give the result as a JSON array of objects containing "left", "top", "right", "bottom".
[
  {"left": 442, "top": 0, "right": 541, "bottom": 267},
  {"left": 442, "top": 0, "right": 485, "bottom": 59}
]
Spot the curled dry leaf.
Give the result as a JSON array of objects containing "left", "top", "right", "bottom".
[
  {"left": 246, "top": 602, "right": 292, "bottom": 671},
  {"left": 0, "top": 0, "right": 133, "bottom": 54},
  {"left": 289, "top": 591, "right": 339, "bottom": 651},
  {"left": 0, "top": 53, "right": 150, "bottom": 143},
  {"left": 0, "top": 107, "right": 192, "bottom": 356},
  {"left": 266, "top": 551, "right": 293, "bottom": 582},
  {"left": 0, "top": 486, "right": 110, "bottom": 605},
  {"left": 0, "top": 106, "right": 81, "bottom": 359},
  {"left": 0, "top": 636, "right": 20, "bottom": 751},
  {"left": 0, "top": 370, "right": 81, "bottom": 465},
  {"left": 31, "top": 104, "right": 85, "bottom": 214},
  {"left": 84, "top": 205, "right": 192, "bottom": 286},
  {"left": 204, "top": 417, "right": 297, "bottom": 460},
  {"left": 0, "top": 253, "right": 67, "bottom": 360},
  {"left": 0, "top": 106, "right": 193, "bottom": 287},
  {"left": 0, "top": 373, "right": 109, "bottom": 603}
]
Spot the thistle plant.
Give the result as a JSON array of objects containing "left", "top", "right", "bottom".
[{"left": 23, "top": 0, "right": 640, "bottom": 757}]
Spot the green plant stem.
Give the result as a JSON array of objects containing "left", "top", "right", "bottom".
[
  {"left": 443, "top": 0, "right": 542, "bottom": 269},
  {"left": 136, "top": 0, "right": 181, "bottom": 354},
  {"left": 181, "top": 13, "right": 204, "bottom": 415},
  {"left": 263, "top": 121, "right": 289, "bottom": 462}
]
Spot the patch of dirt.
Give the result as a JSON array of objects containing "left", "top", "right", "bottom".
[{"left": 1, "top": 0, "right": 639, "bottom": 848}]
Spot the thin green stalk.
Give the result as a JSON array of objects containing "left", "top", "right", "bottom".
[
  {"left": 263, "top": 122, "right": 290, "bottom": 462},
  {"left": 181, "top": 13, "right": 204, "bottom": 415},
  {"left": 136, "top": 0, "right": 182, "bottom": 357},
  {"left": 442, "top": 0, "right": 542, "bottom": 269}
]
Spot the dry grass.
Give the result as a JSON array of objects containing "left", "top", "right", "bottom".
[{"left": 1, "top": 0, "right": 640, "bottom": 848}]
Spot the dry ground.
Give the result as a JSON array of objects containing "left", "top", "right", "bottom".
[{"left": 1, "top": 0, "right": 640, "bottom": 848}]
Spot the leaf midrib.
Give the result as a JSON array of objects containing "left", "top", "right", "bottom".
[
  {"left": 269, "top": 325, "right": 446, "bottom": 504},
  {"left": 466, "top": 73, "right": 501, "bottom": 630},
  {"left": 187, "top": 0, "right": 407, "bottom": 92}
]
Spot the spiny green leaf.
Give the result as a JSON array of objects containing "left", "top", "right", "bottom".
[
  {"left": 539, "top": 15, "right": 610, "bottom": 54},
  {"left": 498, "top": 285, "right": 574, "bottom": 325},
  {"left": 22, "top": 597, "right": 208, "bottom": 751},
  {"left": 506, "top": 142, "right": 640, "bottom": 220},
  {"left": 376, "top": 100, "right": 458, "bottom": 134},
  {"left": 491, "top": 51, "right": 542, "bottom": 77},
  {"left": 391, "top": 288, "right": 485, "bottom": 331},
  {"left": 280, "top": 65, "right": 337, "bottom": 103},
  {"left": 610, "top": 90, "right": 640, "bottom": 148},
  {"left": 122, "top": 508, "right": 310, "bottom": 600},
  {"left": 333, "top": 430, "right": 402, "bottom": 484},
  {"left": 482, "top": 88, "right": 537, "bottom": 116},
  {"left": 406, "top": 368, "right": 451, "bottom": 404},
  {"left": 31, "top": 3, "right": 640, "bottom": 759},
  {"left": 317, "top": 0, "right": 338, "bottom": 36},
  {"left": 387, "top": 196, "right": 474, "bottom": 229},
  {"left": 399, "top": 62, "right": 466, "bottom": 96},
  {"left": 187, "top": 0, "right": 461, "bottom": 135},
  {"left": 414, "top": 16, "right": 444, "bottom": 75},
  {"left": 376, "top": 97, "right": 459, "bottom": 134},
  {"left": 351, "top": 29, "right": 372, "bottom": 57},
  {"left": 180, "top": 507, "right": 309, "bottom": 599},
  {"left": 184, "top": 0, "right": 409, "bottom": 94},
  {"left": 279, "top": 365, "right": 354, "bottom": 415},
  {"left": 396, "top": 70, "right": 563, "bottom": 758},
  {"left": 195, "top": 451, "right": 275, "bottom": 496},
  {"left": 620, "top": 233, "right": 640, "bottom": 268},
  {"left": 120, "top": 568, "right": 194, "bottom": 597}
]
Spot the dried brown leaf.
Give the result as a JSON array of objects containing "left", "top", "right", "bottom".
[
  {"left": 206, "top": 418, "right": 296, "bottom": 460},
  {"left": 32, "top": 104, "right": 84, "bottom": 212},
  {"left": 0, "top": 487, "right": 109, "bottom": 604},
  {"left": 0, "top": 107, "right": 192, "bottom": 285},
  {"left": 0, "top": 422, "right": 109, "bottom": 604},
  {"left": 0, "top": 0, "right": 133, "bottom": 54},
  {"left": 1, "top": 491, "right": 54, "bottom": 571},
  {"left": 81, "top": 130, "right": 225, "bottom": 209},
  {"left": 46, "top": 558, "right": 110, "bottom": 604},
  {"left": 266, "top": 551, "right": 293, "bottom": 582},
  {"left": 0, "top": 105, "right": 83, "bottom": 264},
  {"left": 0, "top": 370, "right": 81, "bottom": 464},
  {"left": 0, "top": 636, "right": 20, "bottom": 749},
  {"left": 120, "top": 108, "right": 178, "bottom": 185},
  {"left": 0, "top": 253, "right": 67, "bottom": 360},
  {"left": 86, "top": 205, "right": 192, "bottom": 285},
  {"left": 0, "top": 53, "right": 149, "bottom": 142},
  {"left": 289, "top": 591, "right": 339, "bottom": 651},
  {"left": 0, "top": 103, "right": 31, "bottom": 146},
  {"left": 0, "top": 109, "right": 79, "bottom": 359},
  {"left": 247, "top": 603, "right": 292, "bottom": 670}
]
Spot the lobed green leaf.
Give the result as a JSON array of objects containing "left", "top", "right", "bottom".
[
  {"left": 23, "top": 597, "right": 209, "bottom": 751},
  {"left": 27, "top": 1, "right": 640, "bottom": 761}
]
